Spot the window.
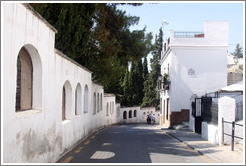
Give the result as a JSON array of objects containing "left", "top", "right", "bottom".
[
  {"left": 100, "top": 93, "right": 103, "bottom": 111},
  {"left": 110, "top": 102, "right": 112, "bottom": 115},
  {"left": 62, "top": 86, "right": 66, "bottom": 120},
  {"left": 93, "top": 93, "right": 96, "bottom": 114},
  {"left": 166, "top": 98, "right": 169, "bottom": 120},
  {"left": 106, "top": 102, "right": 109, "bottom": 116},
  {"left": 134, "top": 110, "right": 137, "bottom": 117},
  {"left": 112, "top": 102, "right": 114, "bottom": 114},
  {"left": 116, "top": 106, "right": 120, "bottom": 117},
  {"left": 16, "top": 47, "right": 33, "bottom": 111},
  {"left": 15, "top": 45, "right": 42, "bottom": 112},
  {"left": 123, "top": 111, "right": 127, "bottom": 119},
  {"left": 97, "top": 93, "right": 99, "bottom": 113},
  {"left": 129, "top": 110, "right": 132, "bottom": 118},
  {"left": 62, "top": 80, "right": 72, "bottom": 121},
  {"left": 75, "top": 83, "right": 82, "bottom": 115},
  {"left": 84, "top": 85, "right": 88, "bottom": 113}
]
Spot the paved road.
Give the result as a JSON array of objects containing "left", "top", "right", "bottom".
[{"left": 58, "top": 124, "right": 211, "bottom": 163}]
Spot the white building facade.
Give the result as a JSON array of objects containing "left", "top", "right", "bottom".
[
  {"left": 2, "top": 3, "right": 119, "bottom": 163},
  {"left": 159, "top": 21, "right": 229, "bottom": 128}
]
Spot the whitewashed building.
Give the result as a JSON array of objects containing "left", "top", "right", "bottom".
[
  {"left": 159, "top": 21, "right": 229, "bottom": 128},
  {"left": 2, "top": 3, "right": 119, "bottom": 163}
]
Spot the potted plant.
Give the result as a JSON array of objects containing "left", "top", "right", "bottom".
[{"left": 163, "top": 73, "right": 170, "bottom": 90}]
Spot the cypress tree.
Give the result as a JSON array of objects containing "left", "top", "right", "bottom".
[
  {"left": 136, "top": 59, "right": 144, "bottom": 105},
  {"left": 142, "top": 56, "right": 149, "bottom": 80},
  {"left": 142, "top": 28, "right": 163, "bottom": 108},
  {"left": 121, "top": 68, "right": 130, "bottom": 106}
]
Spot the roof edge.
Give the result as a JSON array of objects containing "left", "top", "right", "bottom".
[
  {"left": 55, "top": 49, "right": 92, "bottom": 74},
  {"left": 22, "top": 3, "right": 58, "bottom": 33}
]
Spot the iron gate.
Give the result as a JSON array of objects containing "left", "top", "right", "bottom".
[{"left": 192, "top": 98, "right": 202, "bottom": 134}]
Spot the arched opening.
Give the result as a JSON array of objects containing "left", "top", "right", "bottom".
[
  {"left": 123, "top": 111, "right": 127, "bottom": 119},
  {"left": 62, "top": 86, "right": 66, "bottom": 120},
  {"left": 62, "top": 80, "right": 72, "bottom": 120},
  {"left": 15, "top": 45, "right": 42, "bottom": 112},
  {"left": 84, "top": 85, "right": 88, "bottom": 113},
  {"left": 100, "top": 93, "right": 103, "bottom": 111},
  {"left": 112, "top": 102, "right": 114, "bottom": 114},
  {"left": 16, "top": 47, "right": 33, "bottom": 111},
  {"left": 129, "top": 110, "right": 132, "bottom": 118},
  {"left": 106, "top": 102, "right": 109, "bottom": 116},
  {"left": 93, "top": 93, "right": 96, "bottom": 114},
  {"left": 116, "top": 106, "right": 120, "bottom": 117},
  {"left": 134, "top": 110, "right": 137, "bottom": 117},
  {"left": 110, "top": 102, "right": 112, "bottom": 115},
  {"left": 142, "top": 112, "right": 146, "bottom": 119},
  {"left": 75, "top": 83, "right": 82, "bottom": 115},
  {"left": 97, "top": 93, "right": 99, "bottom": 113}
]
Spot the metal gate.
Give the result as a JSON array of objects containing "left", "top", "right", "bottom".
[{"left": 192, "top": 98, "right": 202, "bottom": 134}]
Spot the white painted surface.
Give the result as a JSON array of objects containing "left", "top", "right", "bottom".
[
  {"left": 201, "top": 122, "right": 219, "bottom": 144},
  {"left": 218, "top": 96, "right": 236, "bottom": 145},
  {"left": 160, "top": 21, "right": 228, "bottom": 126},
  {"left": 219, "top": 80, "right": 243, "bottom": 92},
  {"left": 120, "top": 107, "right": 160, "bottom": 124},
  {"left": 2, "top": 3, "right": 119, "bottom": 163}
]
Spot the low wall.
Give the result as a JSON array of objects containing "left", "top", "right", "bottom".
[
  {"left": 170, "top": 109, "right": 189, "bottom": 126},
  {"left": 2, "top": 3, "right": 119, "bottom": 163},
  {"left": 201, "top": 122, "right": 219, "bottom": 144},
  {"left": 119, "top": 107, "right": 160, "bottom": 124}
]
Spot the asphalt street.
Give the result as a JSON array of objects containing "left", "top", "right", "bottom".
[{"left": 58, "top": 124, "right": 211, "bottom": 163}]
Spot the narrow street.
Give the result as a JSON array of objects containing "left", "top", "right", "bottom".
[{"left": 58, "top": 124, "right": 212, "bottom": 163}]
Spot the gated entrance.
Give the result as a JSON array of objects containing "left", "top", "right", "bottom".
[
  {"left": 192, "top": 93, "right": 219, "bottom": 134},
  {"left": 192, "top": 98, "right": 202, "bottom": 134}
]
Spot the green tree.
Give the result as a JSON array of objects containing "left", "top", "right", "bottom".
[
  {"left": 231, "top": 43, "right": 243, "bottom": 59},
  {"left": 121, "top": 68, "right": 130, "bottom": 106},
  {"left": 142, "top": 56, "right": 149, "bottom": 80},
  {"left": 142, "top": 28, "right": 163, "bottom": 108},
  {"left": 30, "top": 3, "right": 96, "bottom": 62},
  {"left": 31, "top": 3, "right": 153, "bottom": 104},
  {"left": 136, "top": 59, "right": 144, "bottom": 105}
]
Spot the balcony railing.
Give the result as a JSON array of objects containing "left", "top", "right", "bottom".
[{"left": 174, "top": 31, "right": 204, "bottom": 38}]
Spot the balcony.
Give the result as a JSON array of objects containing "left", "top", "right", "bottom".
[{"left": 174, "top": 31, "right": 204, "bottom": 38}]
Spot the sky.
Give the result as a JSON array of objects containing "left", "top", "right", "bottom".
[{"left": 117, "top": 2, "right": 244, "bottom": 55}]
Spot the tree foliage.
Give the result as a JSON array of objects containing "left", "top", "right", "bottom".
[
  {"left": 120, "top": 59, "right": 147, "bottom": 107},
  {"left": 231, "top": 43, "right": 243, "bottom": 59},
  {"left": 31, "top": 3, "right": 152, "bottom": 102},
  {"left": 142, "top": 28, "right": 163, "bottom": 108}
]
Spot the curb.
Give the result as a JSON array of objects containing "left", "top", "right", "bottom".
[
  {"left": 56, "top": 125, "right": 106, "bottom": 162},
  {"left": 165, "top": 132, "right": 201, "bottom": 153},
  {"left": 165, "top": 131, "right": 222, "bottom": 163}
]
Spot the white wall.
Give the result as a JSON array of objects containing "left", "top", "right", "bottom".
[
  {"left": 218, "top": 96, "right": 244, "bottom": 145},
  {"left": 103, "top": 94, "right": 118, "bottom": 126},
  {"left": 161, "top": 21, "right": 228, "bottom": 117},
  {"left": 170, "top": 22, "right": 229, "bottom": 47},
  {"left": 170, "top": 48, "right": 227, "bottom": 112},
  {"left": 201, "top": 122, "right": 219, "bottom": 144},
  {"left": 2, "top": 3, "right": 118, "bottom": 163},
  {"left": 119, "top": 107, "right": 160, "bottom": 124}
]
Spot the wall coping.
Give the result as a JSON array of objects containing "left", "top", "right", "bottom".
[
  {"left": 55, "top": 49, "right": 92, "bottom": 74},
  {"left": 104, "top": 93, "right": 115, "bottom": 97},
  {"left": 22, "top": 3, "right": 58, "bottom": 33}
]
